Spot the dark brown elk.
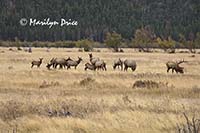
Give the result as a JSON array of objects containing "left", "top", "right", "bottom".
[
  {"left": 31, "top": 58, "right": 43, "bottom": 68},
  {"left": 166, "top": 59, "right": 185, "bottom": 74},
  {"left": 113, "top": 58, "right": 123, "bottom": 70}
]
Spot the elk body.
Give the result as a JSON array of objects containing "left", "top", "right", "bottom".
[
  {"left": 66, "top": 57, "right": 82, "bottom": 69},
  {"left": 47, "top": 57, "right": 72, "bottom": 69},
  {"left": 94, "top": 60, "right": 107, "bottom": 71},
  {"left": 124, "top": 59, "right": 137, "bottom": 71},
  {"left": 31, "top": 58, "right": 43, "bottom": 68},
  {"left": 89, "top": 53, "right": 100, "bottom": 65},
  {"left": 89, "top": 53, "right": 106, "bottom": 71},
  {"left": 166, "top": 60, "right": 185, "bottom": 74},
  {"left": 46, "top": 58, "right": 58, "bottom": 69},
  {"left": 54, "top": 57, "right": 72, "bottom": 69},
  {"left": 85, "top": 62, "right": 96, "bottom": 71},
  {"left": 113, "top": 58, "right": 123, "bottom": 70}
]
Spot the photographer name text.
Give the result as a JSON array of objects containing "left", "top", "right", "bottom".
[{"left": 20, "top": 18, "right": 78, "bottom": 28}]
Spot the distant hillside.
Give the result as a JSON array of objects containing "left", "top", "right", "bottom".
[{"left": 0, "top": 0, "right": 199, "bottom": 41}]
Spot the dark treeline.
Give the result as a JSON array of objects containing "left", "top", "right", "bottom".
[{"left": 0, "top": 0, "right": 200, "bottom": 42}]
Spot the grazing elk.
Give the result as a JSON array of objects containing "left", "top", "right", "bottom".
[
  {"left": 85, "top": 62, "right": 96, "bottom": 71},
  {"left": 89, "top": 53, "right": 100, "bottom": 65},
  {"left": 46, "top": 58, "right": 56, "bottom": 69},
  {"left": 89, "top": 53, "right": 107, "bottom": 71},
  {"left": 31, "top": 58, "right": 43, "bottom": 68},
  {"left": 124, "top": 59, "right": 137, "bottom": 71},
  {"left": 46, "top": 58, "right": 57, "bottom": 69},
  {"left": 113, "top": 58, "right": 123, "bottom": 70},
  {"left": 94, "top": 60, "right": 107, "bottom": 71},
  {"left": 66, "top": 57, "right": 82, "bottom": 69},
  {"left": 47, "top": 57, "right": 72, "bottom": 69},
  {"left": 54, "top": 57, "right": 72, "bottom": 69},
  {"left": 166, "top": 59, "right": 185, "bottom": 74}
]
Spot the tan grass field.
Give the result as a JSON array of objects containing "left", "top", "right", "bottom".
[{"left": 0, "top": 47, "right": 200, "bottom": 133}]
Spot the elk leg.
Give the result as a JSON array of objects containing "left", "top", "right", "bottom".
[
  {"left": 175, "top": 69, "right": 178, "bottom": 73},
  {"left": 104, "top": 66, "right": 107, "bottom": 71},
  {"left": 167, "top": 68, "right": 170, "bottom": 73},
  {"left": 172, "top": 68, "right": 174, "bottom": 73},
  {"left": 101, "top": 66, "right": 104, "bottom": 71},
  {"left": 55, "top": 64, "right": 58, "bottom": 69},
  {"left": 113, "top": 65, "right": 116, "bottom": 70},
  {"left": 124, "top": 66, "right": 127, "bottom": 71},
  {"left": 59, "top": 64, "right": 62, "bottom": 69},
  {"left": 53, "top": 63, "right": 56, "bottom": 68}
]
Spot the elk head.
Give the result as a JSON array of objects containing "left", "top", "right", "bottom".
[
  {"left": 175, "top": 59, "right": 185, "bottom": 74},
  {"left": 78, "top": 56, "right": 83, "bottom": 61},
  {"left": 89, "top": 53, "right": 93, "bottom": 58}
]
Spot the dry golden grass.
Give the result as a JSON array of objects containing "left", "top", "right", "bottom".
[{"left": 0, "top": 47, "right": 200, "bottom": 133}]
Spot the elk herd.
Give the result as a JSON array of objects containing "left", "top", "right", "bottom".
[{"left": 31, "top": 53, "right": 186, "bottom": 74}]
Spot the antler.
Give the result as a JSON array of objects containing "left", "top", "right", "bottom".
[{"left": 177, "top": 59, "right": 185, "bottom": 65}]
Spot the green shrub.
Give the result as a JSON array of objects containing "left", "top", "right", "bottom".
[{"left": 76, "top": 39, "right": 94, "bottom": 52}]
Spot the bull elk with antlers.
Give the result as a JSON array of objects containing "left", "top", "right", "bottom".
[{"left": 166, "top": 59, "right": 185, "bottom": 74}]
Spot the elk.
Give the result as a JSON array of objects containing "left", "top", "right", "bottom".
[
  {"left": 46, "top": 58, "right": 57, "bottom": 69},
  {"left": 124, "top": 59, "right": 137, "bottom": 71},
  {"left": 46, "top": 58, "right": 56, "bottom": 69},
  {"left": 46, "top": 63, "right": 52, "bottom": 70},
  {"left": 66, "top": 57, "right": 82, "bottom": 69},
  {"left": 31, "top": 58, "right": 43, "bottom": 68},
  {"left": 113, "top": 58, "right": 123, "bottom": 70},
  {"left": 166, "top": 59, "right": 185, "bottom": 74},
  {"left": 54, "top": 57, "right": 72, "bottom": 69},
  {"left": 89, "top": 53, "right": 106, "bottom": 71},
  {"left": 85, "top": 62, "right": 96, "bottom": 71},
  {"left": 47, "top": 57, "right": 72, "bottom": 69},
  {"left": 89, "top": 53, "right": 100, "bottom": 65},
  {"left": 94, "top": 60, "right": 107, "bottom": 71}
]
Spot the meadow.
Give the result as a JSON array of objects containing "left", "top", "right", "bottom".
[{"left": 0, "top": 47, "right": 200, "bottom": 133}]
